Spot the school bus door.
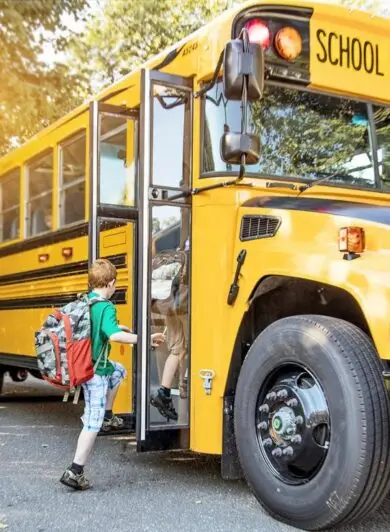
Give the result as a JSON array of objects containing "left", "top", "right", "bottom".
[
  {"left": 89, "top": 102, "right": 139, "bottom": 429},
  {"left": 136, "top": 69, "right": 192, "bottom": 451},
  {"left": 89, "top": 70, "right": 193, "bottom": 449}
]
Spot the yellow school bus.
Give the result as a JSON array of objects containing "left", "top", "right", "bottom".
[{"left": 1, "top": 0, "right": 390, "bottom": 529}]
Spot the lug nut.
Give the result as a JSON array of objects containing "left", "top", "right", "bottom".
[
  {"left": 295, "top": 415, "right": 304, "bottom": 425},
  {"left": 259, "top": 404, "right": 269, "bottom": 414},
  {"left": 291, "top": 435, "right": 302, "bottom": 444},
  {"left": 263, "top": 438, "right": 273, "bottom": 448},
  {"left": 282, "top": 446, "right": 294, "bottom": 457},
  {"left": 272, "top": 447, "right": 282, "bottom": 457},
  {"left": 276, "top": 389, "right": 288, "bottom": 400},
  {"left": 286, "top": 398, "right": 298, "bottom": 407},
  {"left": 266, "top": 392, "right": 277, "bottom": 401},
  {"left": 257, "top": 421, "right": 268, "bottom": 431}
]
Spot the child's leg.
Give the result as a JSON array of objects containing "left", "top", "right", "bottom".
[
  {"left": 60, "top": 375, "right": 108, "bottom": 490},
  {"left": 73, "top": 430, "right": 99, "bottom": 465},
  {"left": 161, "top": 313, "right": 186, "bottom": 390},
  {"left": 150, "top": 314, "right": 186, "bottom": 421},
  {"left": 74, "top": 375, "right": 108, "bottom": 466},
  {"left": 105, "top": 362, "right": 126, "bottom": 410},
  {"left": 74, "top": 375, "right": 108, "bottom": 464},
  {"left": 101, "top": 362, "right": 127, "bottom": 431}
]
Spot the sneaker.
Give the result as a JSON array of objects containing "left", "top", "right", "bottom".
[
  {"left": 101, "top": 414, "right": 124, "bottom": 432},
  {"left": 150, "top": 391, "right": 178, "bottom": 421},
  {"left": 60, "top": 468, "right": 90, "bottom": 491}
]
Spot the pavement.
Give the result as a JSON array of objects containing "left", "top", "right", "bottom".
[{"left": 1, "top": 376, "right": 390, "bottom": 532}]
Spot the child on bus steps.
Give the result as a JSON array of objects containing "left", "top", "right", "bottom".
[{"left": 60, "top": 258, "right": 165, "bottom": 491}]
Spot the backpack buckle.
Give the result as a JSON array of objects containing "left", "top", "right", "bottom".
[{"left": 62, "top": 385, "right": 81, "bottom": 404}]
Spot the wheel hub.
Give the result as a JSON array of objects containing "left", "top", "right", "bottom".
[
  {"left": 271, "top": 407, "right": 295, "bottom": 437},
  {"left": 256, "top": 366, "right": 330, "bottom": 485}
]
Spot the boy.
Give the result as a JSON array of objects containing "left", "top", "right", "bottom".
[{"left": 60, "top": 258, "right": 165, "bottom": 490}]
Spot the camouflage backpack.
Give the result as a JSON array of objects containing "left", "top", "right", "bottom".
[
  {"left": 34, "top": 294, "right": 106, "bottom": 399},
  {"left": 151, "top": 249, "right": 188, "bottom": 315}
]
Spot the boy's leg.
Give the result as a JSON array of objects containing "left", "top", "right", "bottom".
[
  {"left": 150, "top": 313, "right": 186, "bottom": 421},
  {"left": 60, "top": 375, "right": 108, "bottom": 490},
  {"left": 101, "top": 362, "right": 127, "bottom": 432}
]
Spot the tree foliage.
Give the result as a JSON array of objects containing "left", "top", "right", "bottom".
[
  {"left": 68, "top": 0, "right": 229, "bottom": 92},
  {"left": 0, "top": 0, "right": 88, "bottom": 156},
  {"left": 0, "top": 0, "right": 388, "bottom": 157}
]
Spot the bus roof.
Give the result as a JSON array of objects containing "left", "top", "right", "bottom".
[{"left": 1, "top": 0, "right": 389, "bottom": 171}]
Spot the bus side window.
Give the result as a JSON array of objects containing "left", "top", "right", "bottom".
[
  {"left": 26, "top": 150, "right": 53, "bottom": 237},
  {"left": 0, "top": 168, "right": 20, "bottom": 243},
  {"left": 374, "top": 106, "right": 390, "bottom": 189},
  {"left": 59, "top": 132, "right": 86, "bottom": 227}
]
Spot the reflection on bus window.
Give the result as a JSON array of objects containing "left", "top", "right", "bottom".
[
  {"left": 152, "top": 85, "right": 190, "bottom": 188},
  {"left": 203, "top": 82, "right": 376, "bottom": 189},
  {"left": 149, "top": 205, "right": 190, "bottom": 426},
  {"left": 99, "top": 114, "right": 136, "bottom": 206},
  {"left": 0, "top": 168, "right": 20, "bottom": 243},
  {"left": 374, "top": 106, "right": 390, "bottom": 189},
  {"left": 59, "top": 133, "right": 86, "bottom": 227},
  {"left": 26, "top": 151, "right": 53, "bottom": 237}
]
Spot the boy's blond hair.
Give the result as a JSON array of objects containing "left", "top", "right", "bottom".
[{"left": 88, "top": 258, "right": 117, "bottom": 289}]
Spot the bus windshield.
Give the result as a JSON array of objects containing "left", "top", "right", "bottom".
[{"left": 203, "top": 81, "right": 383, "bottom": 190}]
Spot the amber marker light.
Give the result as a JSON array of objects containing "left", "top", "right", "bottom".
[
  {"left": 338, "top": 227, "right": 365, "bottom": 260},
  {"left": 275, "top": 27, "right": 302, "bottom": 61},
  {"left": 62, "top": 247, "right": 73, "bottom": 259}
]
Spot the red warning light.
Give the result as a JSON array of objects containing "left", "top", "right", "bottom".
[{"left": 244, "top": 19, "right": 270, "bottom": 49}]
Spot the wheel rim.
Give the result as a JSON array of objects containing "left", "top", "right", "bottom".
[{"left": 256, "top": 364, "right": 331, "bottom": 485}]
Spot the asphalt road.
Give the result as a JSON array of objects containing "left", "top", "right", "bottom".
[{"left": 1, "top": 376, "right": 390, "bottom": 532}]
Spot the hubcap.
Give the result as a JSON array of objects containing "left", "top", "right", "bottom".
[{"left": 256, "top": 365, "right": 330, "bottom": 485}]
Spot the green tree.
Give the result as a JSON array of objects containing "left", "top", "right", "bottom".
[
  {"left": 0, "top": 0, "right": 89, "bottom": 156},
  {"left": 69, "top": 0, "right": 230, "bottom": 92}
]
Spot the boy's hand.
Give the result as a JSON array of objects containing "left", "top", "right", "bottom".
[
  {"left": 119, "top": 325, "right": 132, "bottom": 333},
  {"left": 151, "top": 332, "right": 165, "bottom": 347}
]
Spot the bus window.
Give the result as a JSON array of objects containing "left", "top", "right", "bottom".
[
  {"left": 26, "top": 151, "right": 53, "bottom": 237},
  {"left": 373, "top": 106, "right": 390, "bottom": 189},
  {"left": 99, "top": 114, "right": 136, "bottom": 206},
  {"left": 203, "top": 82, "right": 376, "bottom": 189},
  {"left": 152, "top": 85, "right": 190, "bottom": 188},
  {"left": 0, "top": 168, "right": 20, "bottom": 243},
  {"left": 59, "top": 132, "right": 86, "bottom": 227}
]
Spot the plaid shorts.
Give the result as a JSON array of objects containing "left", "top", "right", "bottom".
[{"left": 81, "top": 362, "right": 126, "bottom": 432}]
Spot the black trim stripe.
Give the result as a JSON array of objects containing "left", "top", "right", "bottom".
[
  {"left": 0, "top": 253, "right": 127, "bottom": 287},
  {"left": 0, "top": 222, "right": 89, "bottom": 258},
  {"left": 0, "top": 354, "right": 38, "bottom": 370},
  {"left": 0, "top": 288, "right": 127, "bottom": 310},
  {"left": 153, "top": 45, "right": 185, "bottom": 71},
  {"left": 243, "top": 196, "right": 390, "bottom": 226}
]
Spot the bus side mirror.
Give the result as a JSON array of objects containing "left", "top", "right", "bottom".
[
  {"left": 221, "top": 132, "right": 260, "bottom": 165},
  {"left": 223, "top": 39, "right": 264, "bottom": 101}
]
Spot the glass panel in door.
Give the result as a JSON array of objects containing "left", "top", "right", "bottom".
[{"left": 149, "top": 204, "right": 190, "bottom": 427}]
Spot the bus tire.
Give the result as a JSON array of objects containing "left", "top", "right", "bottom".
[
  {"left": 0, "top": 371, "right": 4, "bottom": 395},
  {"left": 234, "top": 315, "right": 390, "bottom": 531}
]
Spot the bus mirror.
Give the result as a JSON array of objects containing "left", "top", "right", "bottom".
[
  {"left": 223, "top": 39, "right": 264, "bottom": 101},
  {"left": 220, "top": 132, "right": 260, "bottom": 165}
]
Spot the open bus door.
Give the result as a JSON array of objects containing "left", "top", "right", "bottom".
[
  {"left": 136, "top": 69, "right": 192, "bottom": 451},
  {"left": 89, "top": 101, "right": 139, "bottom": 429},
  {"left": 89, "top": 69, "right": 193, "bottom": 450}
]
